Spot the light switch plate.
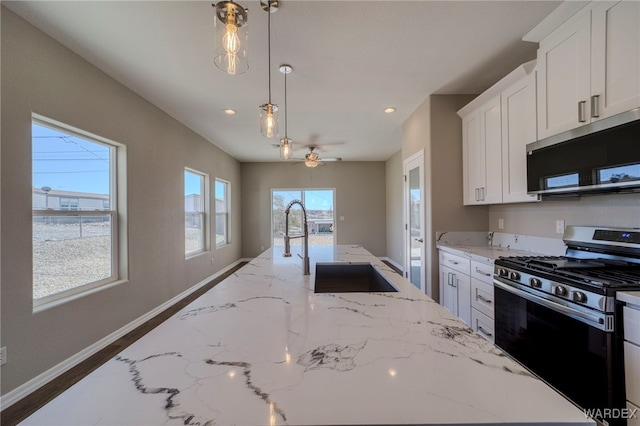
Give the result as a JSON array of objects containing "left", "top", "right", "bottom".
[
  {"left": 498, "top": 218, "right": 504, "bottom": 230},
  {"left": 555, "top": 220, "right": 565, "bottom": 234}
]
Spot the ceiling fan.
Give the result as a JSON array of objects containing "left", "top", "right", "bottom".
[{"left": 293, "top": 146, "right": 342, "bottom": 168}]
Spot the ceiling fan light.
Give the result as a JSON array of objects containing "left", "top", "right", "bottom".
[
  {"left": 305, "top": 159, "right": 319, "bottom": 168},
  {"left": 212, "top": 1, "right": 249, "bottom": 75}
]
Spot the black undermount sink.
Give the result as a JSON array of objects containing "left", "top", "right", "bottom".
[{"left": 314, "top": 262, "right": 398, "bottom": 293}]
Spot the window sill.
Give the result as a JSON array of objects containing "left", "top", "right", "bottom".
[
  {"left": 186, "top": 250, "right": 210, "bottom": 261},
  {"left": 33, "top": 279, "right": 129, "bottom": 314}
]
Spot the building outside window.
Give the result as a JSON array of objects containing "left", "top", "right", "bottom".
[
  {"left": 215, "top": 179, "right": 230, "bottom": 247},
  {"left": 185, "top": 169, "right": 208, "bottom": 256},
  {"left": 31, "top": 115, "right": 126, "bottom": 310}
]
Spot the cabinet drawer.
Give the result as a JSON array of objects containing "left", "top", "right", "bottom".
[
  {"left": 471, "top": 278, "right": 494, "bottom": 318},
  {"left": 625, "top": 341, "right": 640, "bottom": 407},
  {"left": 471, "top": 260, "right": 494, "bottom": 284},
  {"left": 471, "top": 308, "right": 494, "bottom": 343},
  {"left": 439, "top": 251, "right": 470, "bottom": 275},
  {"left": 627, "top": 401, "right": 640, "bottom": 426},
  {"left": 624, "top": 306, "right": 640, "bottom": 346}
]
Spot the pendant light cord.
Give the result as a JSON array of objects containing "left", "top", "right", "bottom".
[
  {"left": 267, "top": 6, "right": 272, "bottom": 103},
  {"left": 284, "top": 67, "right": 288, "bottom": 136}
]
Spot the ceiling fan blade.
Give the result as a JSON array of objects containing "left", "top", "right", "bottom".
[{"left": 320, "top": 157, "right": 342, "bottom": 162}]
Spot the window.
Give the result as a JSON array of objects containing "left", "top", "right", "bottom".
[
  {"left": 32, "top": 115, "right": 126, "bottom": 310},
  {"left": 215, "top": 179, "right": 230, "bottom": 247},
  {"left": 185, "top": 169, "right": 208, "bottom": 256},
  {"left": 271, "top": 189, "right": 335, "bottom": 248},
  {"left": 60, "top": 197, "right": 79, "bottom": 211}
]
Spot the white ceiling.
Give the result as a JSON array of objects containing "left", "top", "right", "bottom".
[{"left": 4, "top": 1, "right": 560, "bottom": 162}]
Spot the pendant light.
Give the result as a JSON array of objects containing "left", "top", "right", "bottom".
[
  {"left": 279, "top": 64, "right": 293, "bottom": 160},
  {"left": 212, "top": 1, "right": 249, "bottom": 75},
  {"left": 259, "top": 0, "right": 278, "bottom": 139}
]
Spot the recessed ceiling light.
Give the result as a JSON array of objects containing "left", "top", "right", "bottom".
[
  {"left": 224, "top": 109, "right": 236, "bottom": 115},
  {"left": 384, "top": 107, "right": 396, "bottom": 114}
]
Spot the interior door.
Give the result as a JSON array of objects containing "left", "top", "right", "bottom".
[{"left": 404, "top": 151, "right": 425, "bottom": 292}]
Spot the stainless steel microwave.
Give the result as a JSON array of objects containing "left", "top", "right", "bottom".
[{"left": 526, "top": 108, "right": 640, "bottom": 196}]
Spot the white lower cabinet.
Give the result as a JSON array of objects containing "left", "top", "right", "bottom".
[
  {"left": 624, "top": 304, "right": 640, "bottom": 420},
  {"left": 470, "top": 260, "right": 495, "bottom": 343},
  {"left": 439, "top": 251, "right": 471, "bottom": 326},
  {"left": 438, "top": 251, "right": 497, "bottom": 331}
]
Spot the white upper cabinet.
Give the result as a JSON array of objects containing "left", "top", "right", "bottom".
[
  {"left": 501, "top": 72, "right": 539, "bottom": 203},
  {"left": 536, "top": 1, "right": 640, "bottom": 139},
  {"left": 591, "top": 1, "right": 640, "bottom": 120},
  {"left": 537, "top": 11, "right": 591, "bottom": 138},
  {"left": 459, "top": 61, "right": 538, "bottom": 205},
  {"left": 462, "top": 97, "right": 502, "bottom": 205}
]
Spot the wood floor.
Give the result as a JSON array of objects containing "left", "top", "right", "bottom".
[{"left": 0, "top": 262, "right": 247, "bottom": 426}]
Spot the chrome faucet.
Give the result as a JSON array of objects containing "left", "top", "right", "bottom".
[{"left": 283, "top": 199, "right": 310, "bottom": 275}]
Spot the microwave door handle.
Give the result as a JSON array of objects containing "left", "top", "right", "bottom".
[{"left": 493, "top": 280, "right": 606, "bottom": 330}]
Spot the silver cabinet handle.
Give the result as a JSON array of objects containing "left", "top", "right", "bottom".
[
  {"left": 480, "top": 187, "right": 485, "bottom": 201},
  {"left": 474, "top": 188, "right": 479, "bottom": 201},
  {"left": 477, "top": 294, "right": 492, "bottom": 304},
  {"left": 415, "top": 238, "right": 424, "bottom": 243},
  {"left": 447, "top": 272, "right": 452, "bottom": 286},
  {"left": 448, "top": 259, "right": 459, "bottom": 265},
  {"left": 578, "top": 100, "right": 587, "bottom": 122},
  {"left": 450, "top": 273, "right": 457, "bottom": 288},
  {"left": 477, "top": 325, "right": 493, "bottom": 338},
  {"left": 475, "top": 268, "right": 491, "bottom": 277},
  {"left": 591, "top": 95, "right": 600, "bottom": 118}
]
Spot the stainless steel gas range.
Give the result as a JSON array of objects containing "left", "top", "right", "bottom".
[{"left": 494, "top": 226, "right": 640, "bottom": 426}]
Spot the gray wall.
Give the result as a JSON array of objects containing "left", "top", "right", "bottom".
[
  {"left": 385, "top": 151, "right": 404, "bottom": 268},
  {"left": 241, "top": 162, "right": 387, "bottom": 258},
  {"left": 490, "top": 194, "right": 640, "bottom": 235},
  {"left": 1, "top": 8, "right": 242, "bottom": 396},
  {"left": 401, "top": 95, "right": 487, "bottom": 299}
]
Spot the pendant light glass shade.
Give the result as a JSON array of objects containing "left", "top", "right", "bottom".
[
  {"left": 260, "top": 103, "right": 278, "bottom": 138},
  {"left": 280, "top": 137, "right": 293, "bottom": 160},
  {"left": 213, "top": 1, "right": 249, "bottom": 75}
]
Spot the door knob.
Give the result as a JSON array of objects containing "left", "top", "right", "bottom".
[{"left": 415, "top": 238, "right": 424, "bottom": 243}]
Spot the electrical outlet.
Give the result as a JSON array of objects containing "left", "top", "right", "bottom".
[
  {"left": 555, "top": 220, "right": 565, "bottom": 234},
  {"left": 1, "top": 347, "right": 6, "bottom": 366},
  {"left": 498, "top": 218, "right": 504, "bottom": 230}
]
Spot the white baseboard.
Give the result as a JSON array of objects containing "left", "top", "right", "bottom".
[
  {"left": 379, "top": 257, "right": 404, "bottom": 273},
  {"left": 0, "top": 259, "right": 244, "bottom": 410}
]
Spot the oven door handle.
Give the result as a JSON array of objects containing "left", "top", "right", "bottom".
[{"left": 493, "top": 279, "right": 608, "bottom": 331}]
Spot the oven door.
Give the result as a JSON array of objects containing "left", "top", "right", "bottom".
[{"left": 494, "top": 279, "right": 623, "bottom": 421}]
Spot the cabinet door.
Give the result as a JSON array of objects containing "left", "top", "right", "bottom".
[
  {"left": 456, "top": 272, "right": 471, "bottom": 326},
  {"left": 462, "top": 112, "right": 483, "bottom": 205},
  {"left": 591, "top": 1, "right": 640, "bottom": 120},
  {"left": 501, "top": 72, "right": 539, "bottom": 203},
  {"left": 480, "top": 96, "right": 502, "bottom": 204},
  {"left": 440, "top": 265, "right": 458, "bottom": 316},
  {"left": 537, "top": 10, "right": 591, "bottom": 139}
]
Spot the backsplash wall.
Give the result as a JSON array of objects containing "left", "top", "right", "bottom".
[{"left": 489, "top": 193, "right": 640, "bottom": 237}]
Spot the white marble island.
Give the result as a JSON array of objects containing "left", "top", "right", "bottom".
[{"left": 22, "top": 245, "right": 593, "bottom": 426}]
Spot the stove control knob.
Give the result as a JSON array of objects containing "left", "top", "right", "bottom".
[
  {"left": 530, "top": 278, "right": 542, "bottom": 289},
  {"left": 554, "top": 285, "right": 568, "bottom": 297},
  {"left": 509, "top": 271, "right": 521, "bottom": 281},
  {"left": 498, "top": 268, "right": 508, "bottom": 277},
  {"left": 572, "top": 291, "right": 587, "bottom": 303}
]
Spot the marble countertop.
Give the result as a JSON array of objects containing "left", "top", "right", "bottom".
[
  {"left": 22, "top": 245, "right": 593, "bottom": 426},
  {"left": 618, "top": 291, "right": 640, "bottom": 308},
  {"left": 436, "top": 231, "right": 566, "bottom": 264}
]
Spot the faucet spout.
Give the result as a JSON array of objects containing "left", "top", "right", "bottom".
[{"left": 282, "top": 199, "right": 310, "bottom": 275}]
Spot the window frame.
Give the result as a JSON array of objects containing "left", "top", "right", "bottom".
[
  {"left": 31, "top": 114, "right": 127, "bottom": 312},
  {"left": 215, "top": 178, "right": 231, "bottom": 248},
  {"left": 185, "top": 168, "right": 209, "bottom": 258}
]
